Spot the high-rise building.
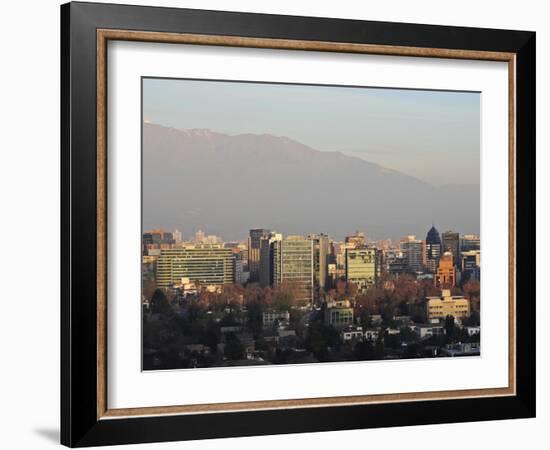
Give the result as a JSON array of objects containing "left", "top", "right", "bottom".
[
  {"left": 142, "top": 229, "right": 176, "bottom": 255},
  {"left": 272, "top": 236, "right": 314, "bottom": 305},
  {"left": 194, "top": 229, "right": 206, "bottom": 243},
  {"left": 442, "top": 231, "right": 460, "bottom": 267},
  {"left": 461, "top": 250, "right": 481, "bottom": 283},
  {"left": 248, "top": 229, "right": 271, "bottom": 282},
  {"left": 259, "top": 232, "right": 282, "bottom": 287},
  {"left": 143, "top": 229, "right": 175, "bottom": 245},
  {"left": 205, "top": 234, "right": 221, "bottom": 244},
  {"left": 425, "top": 226, "right": 442, "bottom": 273},
  {"left": 156, "top": 244, "right": 235, "bottom": 289},
  {"left": 329, "top": 241, "right": 355, "bottom": 282},
  {"left": 388, "top": 257, "right": 408, "bottom": 277},
  {"left": 434, "top": 251, "right": 456, "bottom": 287},
  {"left": 309, "top": 233, "right": 329, "bottom": 295},
  {"left": 400, "top": 235, "right": 424, "bottom": 273},
  {"left": 345, "top": 231, "right": 367, "bottom": 248},
  {"left": 461, "top": 234, "right": 480, "bottom": 252},
  {"left": 234, "top": 251, "right": 250, "bottom": 285},
  {"left": 345, "top": 247, "right": 378, "bottom": 293},
  {"left": 173, "top": 229, "right": 183, "bottom": 243}
]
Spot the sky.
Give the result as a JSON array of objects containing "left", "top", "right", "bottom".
[{"left": 143, "top": 77, "right": 480, "bottom": 186}]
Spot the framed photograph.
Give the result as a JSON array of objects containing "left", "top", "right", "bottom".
[{"left": 61, "top": 1, "right": 536, "bottom": 447}]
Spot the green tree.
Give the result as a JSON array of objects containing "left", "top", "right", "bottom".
[
  {"left": 305, "top": 322, "right": 339, "bottom": 359},
  {"left": 462, "top": 310, "right": 480, "bottom": 327},
  {"left": 444, "top": 315, "right": 460, "bottom": 342},
  {"left": 224, "top": 339, "right": 245, "bottom": 360},
  {"left": 273, "top": 291, "right": 292, "bottom": 311},
  {"left": 246, "top": 301, "right": 264, "bottom": 336},
  {"left": 399, "top": 326, "right": 418, "bottom": 343},
  {"left": 201, "top": 327, "right": 220, "bottom": 353},
  {"left": 150, "top": 289, "right": 173, "bottom": 316}
]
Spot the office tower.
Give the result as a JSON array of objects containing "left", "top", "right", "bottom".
[
  {"left": 142, "top": 229, "right": 176, "bottom": 255},
  {"left": 345, "top": 247, "right": 378, "bottom": 293},
  {"left": 461, "top": 234, "right": 481, "bottom": 252},
  {"left": 388, "top": 255, "right": 408, "bottom": 277},
  {"left": 248, "top": 229, "right": 271, "bottom": 282},
  {"left": 309, "top": 233, "right": 329, "bottom": 295},
  {"left": 205, "top": 234, "right": 220, "bottom": 244},
  {"left": 329, "top": 241, "right": 355, "bottom": 282},
  {"left": 373, "top": 239, "right": 393, "bottom": 251},
  {"left": 434, "top": 251, "right": 456, "bottom": 287},
  {"left": 143, "top": 229, "right": 175, "bottom": 245},
  {"left": 156, "top": 244, "right": 235, "bottom": 288},
  {"left": 173, "top": 229, "right": 183, "bottom": 243},
  {"left": 442, "top": 230, "right": 460, "bottom": 267},
  {"left": 461, "top": 250, "right": 481, "bottom": 282},
  {"left": 400, "top": 235, "right": 424, "bottom": 273},
  {"left": 272, "top": 236, "right": 314, "bottom": 305},
  {"left": 345, "top": 231, "right": 367, "bottom": 248},
  {"left": 375, "top": 248, "right": 384, "bottom": 278},
  {"left": 259, "top": 232, "right": 282, "bottom": 287},
  {"left": 194, "top": 229, "right": 206, "bottom": 243},
  {"left": 234, "top": 251, "right": 250, "bottom": 285},
  {"left": 425, "top": 225, "right": 442, "bottom": 273}
]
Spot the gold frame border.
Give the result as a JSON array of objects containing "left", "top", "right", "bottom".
[{"left": 96, "top": 29, "right": 517, "bottom": 420}]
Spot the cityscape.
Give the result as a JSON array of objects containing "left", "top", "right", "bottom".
[
  {"left": 141, "top": 78, "right": 480, "bottom": 370},
  {"left": 142, "top": 227, "right": 481, "bottom": 370}
]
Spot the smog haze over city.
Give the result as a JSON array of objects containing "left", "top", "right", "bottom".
[
  {"left": 142, "top": 78, "right": 481, "bottom": 371},
  {"left": 143, "top": 78, "right": 480, "bottom": 242}
]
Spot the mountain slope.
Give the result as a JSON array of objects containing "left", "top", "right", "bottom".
[{"left": 143, "top": 123, "right": 479, "bottom": 240}]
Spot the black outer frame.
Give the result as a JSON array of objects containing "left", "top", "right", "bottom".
[{"left": 61, "top": 1, "right": 536, "bottom": 447}]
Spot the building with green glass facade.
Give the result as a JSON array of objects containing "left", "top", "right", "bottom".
[
  {"left": 345, "top": 247, "right": 378, "bottom": 292},
  {"left": 272, "top": 236, "right": 314, "bottom": 305}
]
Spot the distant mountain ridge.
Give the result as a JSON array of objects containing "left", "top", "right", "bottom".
[{"left": 143, "top": 123, "right": 480, "bottom": 241}]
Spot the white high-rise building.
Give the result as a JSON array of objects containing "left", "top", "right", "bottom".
[{"left": 194, "top": 229, "right": 205, "bottom": 243}]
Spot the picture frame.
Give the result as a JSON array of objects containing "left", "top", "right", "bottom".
[{"left": 61, "top": 1, "right": 536, "bottom": 447}]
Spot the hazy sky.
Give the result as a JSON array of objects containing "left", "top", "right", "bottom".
[{"left": 143, "top": 78, "right": 480, "bottom": 186}]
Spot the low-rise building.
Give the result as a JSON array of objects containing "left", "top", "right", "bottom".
[
  {"left": 393, "top": 315, "right": 413, "bottom": 325},
  {"left": 262, "top": 310, "right": 290, "bottom": 327},
  {"left": 369, "top": 314, "right": 383, "bottom": 326},
  {"left": 441, "top": 342, "right": 480, "bottom": 357},
  {"left": 341, "top": 325, "right": 364, "bottom": 342},
  {"left": 364, "top": 329, "right": 380, "bottom": 341},
  {"left": 324, "top": 299, "right": 354, "bottom": 328},
  {"left": 220, "top": 325, "right": 244, "bottom": 334},
  {"left": 426, "top": 289, "right": 470, "bottom": 321},
  {"left": 278, "top": 329, "right": 296, "bottom": 338},
  {"left": 413, "top": 324, "right": 446, "bottom": 339},
  {"left": 169, "top": 277, "right": 200, "bottom": 299}
]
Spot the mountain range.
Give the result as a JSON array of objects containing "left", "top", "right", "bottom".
[{"left": 143, "top": 123, "right": 480, "bottom": 241}]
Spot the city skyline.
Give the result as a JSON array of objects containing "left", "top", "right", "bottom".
[
  {"left": 144, "top": 225, "right": 477, "bottom": 247},
  {"left": 142, "top": 223, "right": 481, "bottom": 370},
  {"left": 142, "top": 78, "right": 481, "bottom": 370}
]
